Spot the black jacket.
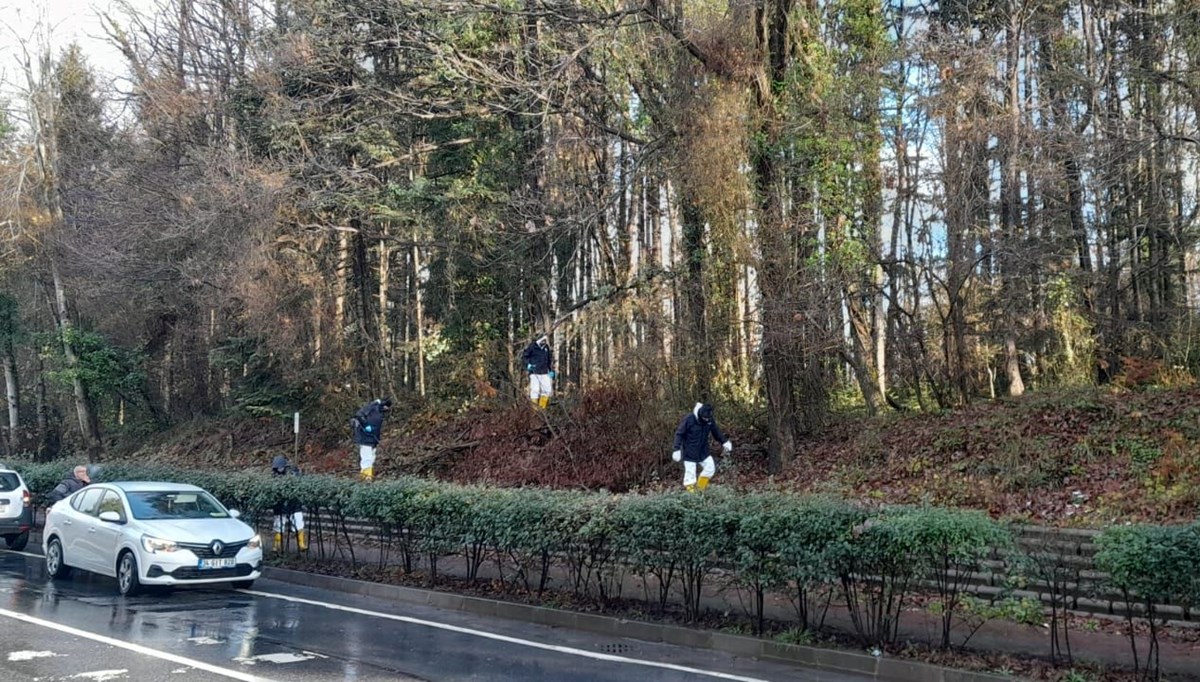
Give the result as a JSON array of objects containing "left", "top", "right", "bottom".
[
  {"left": 352, "top": 400, "right": 388, "bottom": 446},
  {"left": 272, "top": 463, "right": 301, "bottom": 515},
  {"left": 522, "top": 341, "right": 553, "bottom": 374},
  {"left": 673, "top": 407, "right": 728, "bottom": 463},
  {"left": 46, "top": 475, "right": 86, "bottom": 504}
]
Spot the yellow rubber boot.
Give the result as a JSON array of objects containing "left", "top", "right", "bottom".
[
  {"left": 697, "top": 476, "right": 711, "bottom": 491},
  {"left": 537, "top": 396, "right": 549, "bottom": 409},
  {"left": 297, "top": 530, "right": 308, "bottom": 552},
  {"left": 685, "top": 484, "right": 696, "bottom": 493},
  {"left": 361, "top": 466, "right": 374, "bottom": 481},
  {"left": 273, "top": 532, "right": 283, "bottom": 549}
]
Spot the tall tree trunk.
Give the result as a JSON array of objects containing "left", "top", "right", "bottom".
[
  {"left": 846, "top": 289, "right": 881, "bottom": 415},
  {"left": 379, "top": 221, "right": 394, "bottom": 396},
  {"left": 2, "top": 342, "right": 17, "bottom": 453},
  {"left": 1000, "top": 10, "right": 1026, "bottom": 397},
  {"left": 681, "top": 197, "right": 710, "bottom": 397},
  {"left": 352, "top": 223, "right": 375, "bottom": 386},
  {"left": 335, "top": 227, "right": 350, "bottom": 373},
  {"left": 35, "top": 352, "right": 52, "bottom": 462},
  {"left": 413, "top": 243, "right": 426, "bottom": 397},
  {"left": 753, "top": 0, "right": 802, "bottom": 473},
  {"left": 52, "top": 260, "right": 103, "bottom": 457}
]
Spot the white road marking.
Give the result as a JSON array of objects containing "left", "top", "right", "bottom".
[
  {"left": 187, "top": 636, "right": 223, "bottom": 645},
  {"left": 242, "top": 589, "right": 775, "bottom": 682},
  {"left": 234, "top": 652, "right": 323, "bottom": 665},
  {"left": 0, "top": 548, "right": 43, "bottom": 559},
  {"left": 8, "top": 650, "right": 59, "bottom": 661},
  {"left": 0, "top": 607, "right": 272, "bottom": 682},
  {"left": 69, "top": 671, "right": 128, "bottom": 681},
  {"left": 300, "top": 651, "right": 328, "bottom": 659}
]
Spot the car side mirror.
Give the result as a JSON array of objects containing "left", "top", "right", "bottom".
[
  {"left": 228, "top": 509, "right": 241, "bottom": 519},
  {"left": 98, "top": 511, "right": 124, "bottom": 524}
]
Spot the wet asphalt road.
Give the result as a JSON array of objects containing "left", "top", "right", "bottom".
[{"left": 0, "top": 548, "right": 869, "bottom": 682}]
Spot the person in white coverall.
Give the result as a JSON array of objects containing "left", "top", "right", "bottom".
[
  {"left": 352, "top": 397, "right": 392, "bottom": 480},
  {"left": 672, "top": 402, "right": 732, "bottom": 491},
  {"left": 521, "top": 333, "right": 555, "bottom": 409},
  {"left": 271, "top": 455, "right": 307, "bottom": 551}
]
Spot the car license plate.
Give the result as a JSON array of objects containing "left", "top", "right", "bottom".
[{"left": 198, "top": 558, "right": 237, "bottom": 569}]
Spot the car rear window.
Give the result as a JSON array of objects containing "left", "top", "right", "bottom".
[
  {"left": 126, "top": 491, "right": 230, "bottom": 520},
  {"left": 0, "top": 473, "right": 20, "bottom": 492},
  {"left": 73, "top": 488, "right": 104, "bottom": 515}
]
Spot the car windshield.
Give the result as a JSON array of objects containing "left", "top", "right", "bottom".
[
  {"left": 126, "top": 491, "right": 229, "bottom": 520},
  {"left": 0, "top": 473, "right": 19, "bottom": 492}
]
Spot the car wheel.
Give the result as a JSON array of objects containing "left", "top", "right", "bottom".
[
  {"left": 46, "top": 537, "right": 72, "bottom": 579},
  {"left": 231, "top": 580, "right": 254, "bottom": 590},
  {"left": 116, "top": 551, "right": 141, "bottom": 596},
  {"left": 6, "top": 531, "right": 29, "bottom": 552}
]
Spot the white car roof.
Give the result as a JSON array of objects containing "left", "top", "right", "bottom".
[{"left": 108, "top": 481, "right": 206, "bottom": 493}]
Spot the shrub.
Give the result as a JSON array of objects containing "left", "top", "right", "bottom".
[
  {"left": 833, "top": 510, "right": 926, "bottom": 648},
  {"left": 606, "top": 492, "right": 702, "bottom": 616},
  {"left": 1096, "top": 523, "right": 1200, "bottom": 681},
  {"left": 565, "top": 495, "right": 624, "bottom": 603},
  {"left": 670, "top": 490, "right": 739, "bottom": 621},
  {"left": 886, "top": 507, "right": 1012, "bottom": 649},
  {"left": 731, "top": 493, "right": 793, "bottom": 634},
  {"left": 777, "top": 497, "right": 867, "bottom": 631},
  {"left": 11, "top": 455, "right": 1192, "bottom": 666}
]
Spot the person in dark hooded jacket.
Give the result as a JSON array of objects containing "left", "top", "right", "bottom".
[
  {"left": 271, "top": 455, "right": 306, "bottom": 551},
  {"left": 521, "top": 333, "right": 555, "bottom": 409},
  {"left": 351, "top": 397, "right": 392, "bottom": 480},
  {"left": 45, "top": 465, "right": 90, "bottom": 505},
  {"left": 672, "top": 403, "right": 731, "bottom": 491}
]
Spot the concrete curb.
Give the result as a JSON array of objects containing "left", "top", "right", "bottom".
[{"left": 264, "top": 566, "right": 1021, "bottom": 682}]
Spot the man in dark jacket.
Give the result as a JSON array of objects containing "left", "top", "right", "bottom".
[
  {"left": 521, "top": 333, "right": 555, "bottom": 409},
  {"left": 352, "top": 397, "right": 392, "bottom": 480},
  {"left": 45, "top": 465, "right": 90, "bottom": 505},
  {"left": 672, "top": 403, "right": 732, "bottom": 491},
  {"left": 271, "top": 455, "right": 306, "bottom": 551}
]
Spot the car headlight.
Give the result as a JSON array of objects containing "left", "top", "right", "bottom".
[
  {"left": 141, "top": 535, "right": 178, "bottom": 553},
  {"left": 247, "top": 534, "right": 261, "bottom": 549}
]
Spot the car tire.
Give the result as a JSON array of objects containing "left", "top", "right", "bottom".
[
  {"left": 6, "top": 531, "right": 29, "bottom": 552},
  {"left": 231, "top": 580, "right": 254, "bottom": 590},
  {"left": 46, "top": 537, "right": 72, "bottom": 580},
  {"left": 116, "top": 550, "right": 142, "bottom": 596}
]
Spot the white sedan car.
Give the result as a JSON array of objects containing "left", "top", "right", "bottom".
[{"left": 43, "top": 481, "right": 263, "bottom": 595}]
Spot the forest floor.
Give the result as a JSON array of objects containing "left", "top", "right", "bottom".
[{"left": 126, "top": 383, "right": 1200, "bottom": 527}]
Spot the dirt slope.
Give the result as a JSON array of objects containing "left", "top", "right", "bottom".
[{"left": 126, "top": 385, "right": 1200, "bottom": 526}]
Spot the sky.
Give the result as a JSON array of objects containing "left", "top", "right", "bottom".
[{"left": 0, "top": 0, "right": 154, "bottom": 108}]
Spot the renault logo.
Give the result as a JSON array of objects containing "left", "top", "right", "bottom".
[{"left": 212, "top": 541, "right": 224, "bottom": 556}]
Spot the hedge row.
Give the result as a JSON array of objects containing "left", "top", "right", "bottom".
[{"left": 13, "top": 461, "right": 1200, "bottom": 666}]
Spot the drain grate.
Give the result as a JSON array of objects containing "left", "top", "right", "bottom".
[{"left": 598, "top": 643, "right": 633, "bottom": 654}]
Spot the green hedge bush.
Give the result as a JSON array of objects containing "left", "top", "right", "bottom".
[
  {"left": 1096, "top": 523, "right": 1200, "bottom": 680},
  {"left": 36, "top": 459, "right": 1195, "bottom": 661}
]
